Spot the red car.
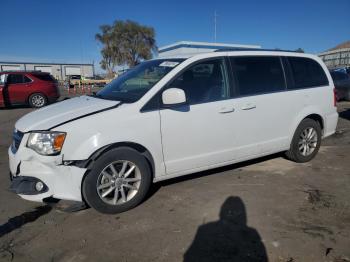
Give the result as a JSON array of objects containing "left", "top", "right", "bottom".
[{"left": 0, "top": 71, "right": 60, "bottom": 108}]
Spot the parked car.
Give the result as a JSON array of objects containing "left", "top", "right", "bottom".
[
  {"left": 330, "top": 70, "right": 350, "bottom": 101},
  {"left": 9, "top": 50, "right": 338, "bottom": 214},
  {"left": 0, "top": 71, "right": 60, "bottom": 108},
  {"left": 332, "top": 67, "right": 350, "bottom": 75},
  {"left": 85, "top": 75, "right": 105, "bottom": 81},
  {"left": 68, "top": 75, "right": 81, "bottom": 80},
  {"left": 71, "top": 75, "right": 112, "bottom": 87}
]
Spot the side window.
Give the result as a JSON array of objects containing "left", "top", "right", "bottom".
[
  {"left": 230, "top": 56, "right": 286, "bottom": 96},
  {"left": 288, "top": 57, "right": 329, "bottom": 89},
  {"left": 168, "top": 59, "right": 229, "bottom": 105},
  {"left": 7, "top": 74, "right": 24, "bottom": 84}
]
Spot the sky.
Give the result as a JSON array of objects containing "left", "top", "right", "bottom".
[{"left": 0, "top": 0, "right": 349, "bottom": 72}]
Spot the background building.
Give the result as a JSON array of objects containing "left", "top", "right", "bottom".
[
  {"left": 0, "top": 61, "right": 94, "bottom": 80},
  {"left": 158, "top": 41, "right": 261, "bottom": 57},
  {"left": 318, "top": 41, "right": 350, "bottom": 69}
]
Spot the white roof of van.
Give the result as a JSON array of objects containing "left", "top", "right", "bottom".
[{"left": 157, "top": 49, "right": 316, "bottom": 60}]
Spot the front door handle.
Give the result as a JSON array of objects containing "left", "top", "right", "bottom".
[
  {"left": 241, "top": 104, "right": 256, "bottom": 110},
  {"left": 219, "top": 107, "right": 235, "bottom": 114}
]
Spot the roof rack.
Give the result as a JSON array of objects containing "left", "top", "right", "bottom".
[{"left": 214, "top": 48, "right": 299, "bottom": 53}]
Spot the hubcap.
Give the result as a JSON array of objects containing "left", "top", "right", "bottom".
[
  {"left": 32, "top": 95, "right": 45, "bottom": 107},
  {"left": 96, "top": 160, "right": 141, "bottom": 205},
  {"left": 298, "top": 127, "right": 318, "bottom": 156}
]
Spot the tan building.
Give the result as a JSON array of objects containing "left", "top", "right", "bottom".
[{"left": 318, "top": 41, "right": 350, "bottom": 69}]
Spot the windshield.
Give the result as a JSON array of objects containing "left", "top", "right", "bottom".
[{"left": 96, "top": 59, "right": 184, "bottom": 102}]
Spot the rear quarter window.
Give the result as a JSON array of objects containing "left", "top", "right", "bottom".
[{"left": 288, "top": 57, "right": 329, "bottom": 89}]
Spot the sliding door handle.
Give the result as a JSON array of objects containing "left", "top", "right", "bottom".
[{"left": 241, "top": 105, "right": 256, "bottom": 110}]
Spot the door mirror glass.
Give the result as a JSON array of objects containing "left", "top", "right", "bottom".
[{"left": 162, "top": 88, "right": 186, "bottom": 105}]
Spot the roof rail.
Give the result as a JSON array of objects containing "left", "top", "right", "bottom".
[{"left": 214, "top": 48, "right": 299, "bottom": 53}]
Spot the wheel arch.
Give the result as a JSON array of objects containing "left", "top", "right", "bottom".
[
  {"left": 27, "top": 92, "right": 48, "bottom": 105},
  {"left": 78, "top": 142, "right": 155, "bottom": 205},
  {"left": 302, "top": 113, "right": 324, "bottom": 131},
  {"left": 289, "top": 106, "right": 325, "bottom": 142},
  {"left": 79, "top": 141, "right": 155, "bottom": 175}
]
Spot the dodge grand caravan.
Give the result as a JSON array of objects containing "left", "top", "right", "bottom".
[{"left": 8, "top": 50, "right": 338, "bottom": 214}]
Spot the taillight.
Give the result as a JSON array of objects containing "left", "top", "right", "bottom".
[{"left": 333, "top": 88, "right": 337, "bottom": 107}]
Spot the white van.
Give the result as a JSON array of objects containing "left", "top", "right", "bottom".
[{"left": 9, "top": 50, "right": 338, "bottom": 214}]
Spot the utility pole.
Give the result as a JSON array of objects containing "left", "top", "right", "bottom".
[{"left": 214, "top": 10, "right": 218, "bottom": 43}]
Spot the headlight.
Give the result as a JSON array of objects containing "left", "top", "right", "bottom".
[{"left": 27, "top": 132, "right": 66, "bottom": 155}]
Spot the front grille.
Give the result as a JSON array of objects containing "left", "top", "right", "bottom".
[{"left": 11, "top": 129, "right": 24, "bottom": 154}]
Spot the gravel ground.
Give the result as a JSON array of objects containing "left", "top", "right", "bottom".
[{"left": 0, "top": 99, "right": 349, "bottom": 262}]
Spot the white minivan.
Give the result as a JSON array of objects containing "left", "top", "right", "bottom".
[{"left": 9, "top": 50, "right": 338, "bottom": 214}]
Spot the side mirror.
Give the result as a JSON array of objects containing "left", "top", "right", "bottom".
[{"left": 162, "top": 88, "right": 187, "bottom": 106}]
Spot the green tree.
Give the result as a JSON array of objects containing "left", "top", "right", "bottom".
[{"left": 96, "top": 20, "right": 157, "bottom": 75}]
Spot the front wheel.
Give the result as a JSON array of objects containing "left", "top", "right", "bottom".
[
  {"left": 82, "top": 147, "right": 152, "bottom": 214},
  {"left": 285, "top": 118, "right": 322, "bottom": 163}
]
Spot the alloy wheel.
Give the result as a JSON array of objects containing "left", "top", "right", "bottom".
[
  {"left": 298, "top": 127, "right": 318, "bottom": 156},
  {"left": 96, "top": 160, "right": 142, "bottom": 205},
  {"left": 31, "top": 95, "right": 45, "bottom": 107}
]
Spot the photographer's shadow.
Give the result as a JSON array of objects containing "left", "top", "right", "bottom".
[{"left": 184, "top": 196, "right": 268, "bottom": 262}]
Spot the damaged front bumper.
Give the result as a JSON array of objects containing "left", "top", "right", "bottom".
[{"left": 8, "top": 145, "right": 87, "bottom": 203}]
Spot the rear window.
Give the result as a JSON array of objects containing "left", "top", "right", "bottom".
[
  {"left": 33, "top": 73, "right": 55, "bottom": 82},
  {"left": 288, "top": 57, "right": 328, "bottom": 89},
  {"left": 230, "top": 56, "right": 286, "bottom": 96},
  {"left": 331, "top": 71, "right": 349, "bottom": 81}
]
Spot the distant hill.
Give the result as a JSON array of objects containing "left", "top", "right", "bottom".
[{"left": 328, "top": 40, "right": 350, "bottom": 51}]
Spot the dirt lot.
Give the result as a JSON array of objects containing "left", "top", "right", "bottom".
[{"left": 0, "top": 100, "right": 350, "bottom": 262}]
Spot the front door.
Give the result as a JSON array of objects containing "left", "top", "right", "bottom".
[{"left": 160, "top": 58, "right": 239, "bottom": 175}]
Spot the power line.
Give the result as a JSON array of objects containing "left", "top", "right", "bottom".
[{"left": 214, "top": 10, "right": 218, "bottom": 43}]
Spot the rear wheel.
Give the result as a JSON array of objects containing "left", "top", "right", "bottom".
[
  {"left": 285, "top": 118, "right": 322, "bottom": 163},
  {"left": 82, "top": 147, "right": 152, "bottom": 214},
  {"left": 29, "top": 93, "right": 47, "bottom": 108}
]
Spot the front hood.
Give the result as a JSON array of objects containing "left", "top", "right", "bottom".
[{"left": 16, "top": 96, "right": 120, "bottom": 132}]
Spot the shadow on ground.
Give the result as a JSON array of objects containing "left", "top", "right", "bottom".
[
  {"left": 184, "top": 196, "right": 267, "bottom": 262},
  {"left": 339, "top": 108, "right": 350, "bottom": 121},
  {"left": 146, "top": 153, "right": 283, "bottom": 201},
  {"left": 0, "top": 105, "right": 31, "bottom": 110},
  {"left": 0, "top": 205, "right": 52, "bottom": 238}
]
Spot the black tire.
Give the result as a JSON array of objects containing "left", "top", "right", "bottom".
[
  {"left": 285, "top": 118, "right": 322, "bottom": 163},
  {"left": 82, "top": 147, "right": 152, "bottom": 214},
  {"left": 28, "top": 93, "right": 47, "bottom": 108}
]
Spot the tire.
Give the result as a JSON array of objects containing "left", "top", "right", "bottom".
[
  {"left": 82, "top": 147, "right": 152, "bottom": 214},
  {"left": 285, "top": 118, "right": 322, "bottom": 163},
  {"left": 29, "top": 93, "right": 47, "bottom": 108}
]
